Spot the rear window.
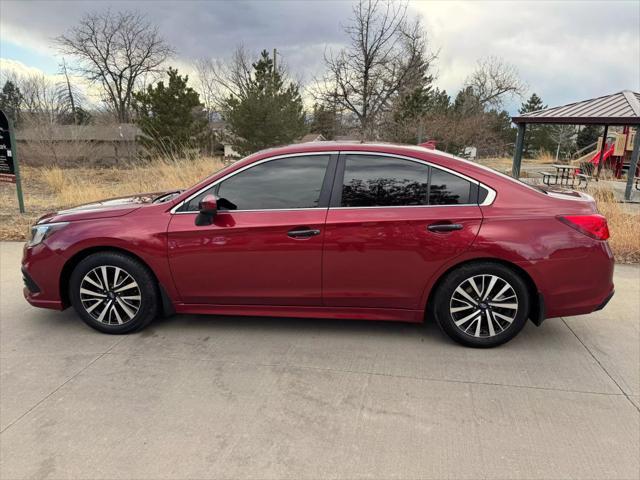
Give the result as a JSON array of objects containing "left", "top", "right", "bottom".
[{"left": 428, "top": 168, "right": 472, "bottom": 205}]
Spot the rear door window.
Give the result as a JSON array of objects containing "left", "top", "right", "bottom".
[
  {"left": 340, "top": 155, "right": 430, "bottom": 207},
  {"left": 339, "top": 154, "right": 474, "bottom": 207}
]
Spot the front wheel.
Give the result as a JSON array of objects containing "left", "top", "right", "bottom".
[
  {"left": 432, "top": 263, "right": 530, "bottom": 348},
  {"left": 69, "top": 252, "right": 158, "bottom": 334}
]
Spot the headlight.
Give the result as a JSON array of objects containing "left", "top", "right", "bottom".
[{"left": 28, "top": 222, "right": 69, "bottom": 247}]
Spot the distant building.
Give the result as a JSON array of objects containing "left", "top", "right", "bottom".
[{"left": 15, "top": 124, "right": 141, "bottom": 166}]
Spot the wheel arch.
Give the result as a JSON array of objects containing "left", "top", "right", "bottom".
[
  {"left": 59, "top": 246, "right": 174, "bottom": 316},
  {"left": 424, "top": 257, "right": 544, "bottom": 326}
]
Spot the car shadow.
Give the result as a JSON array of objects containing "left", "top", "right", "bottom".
[{"left": 149, "top": 311, "right": 437, "bottom": 338}]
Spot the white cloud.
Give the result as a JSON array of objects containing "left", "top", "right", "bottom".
[
  {"left": 0, "top": 58, "right": 48, "bottom": 79},
  {"left": 0, "top": 58, "right": 102, "bottom": 105}
]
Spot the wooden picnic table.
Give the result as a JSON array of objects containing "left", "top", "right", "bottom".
[
  {"left": 541, "top": 164, "right": 590, "bottom": 189},
  {"left": 552, "top": 164, "right": 575, "bottom": 186}
]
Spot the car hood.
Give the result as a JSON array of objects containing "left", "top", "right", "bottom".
[{"left": 37, "top": 192, "right": 169, "bottom": 224}]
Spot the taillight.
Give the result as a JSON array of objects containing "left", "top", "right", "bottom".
[{"left": 557, "top": 214, "right": 610, "bottom": 240}]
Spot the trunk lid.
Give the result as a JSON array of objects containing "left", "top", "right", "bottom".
[{"left": 540, "top": 186, "right": 599, "bottom": 214}]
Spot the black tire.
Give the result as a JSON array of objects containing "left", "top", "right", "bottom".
[
  {"left": 69, "top": 251, "right": 158, "bottom": 334},
  {"left": 432, "top": 262, "right": 530, "bottom": 348}
]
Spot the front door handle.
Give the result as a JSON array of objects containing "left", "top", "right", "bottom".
[
  {"left": 287, "top": 227, "right": 321, "bottom": 239},
  {"left": 427, "top": 223, "right": 464, "bottom": 233}
]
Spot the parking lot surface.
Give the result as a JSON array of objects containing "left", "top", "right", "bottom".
[{"left": 1, "top": 241, "right": 639, "bottom": 479}]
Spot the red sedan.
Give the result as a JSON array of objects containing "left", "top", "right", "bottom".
[{"left": 21, "top": 143, "right": 614, "bottom": 347}]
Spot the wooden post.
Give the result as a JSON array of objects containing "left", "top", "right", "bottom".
[
  {"left": 595, "top": 125, "right": 608, "bottom": 180},
  {"left": 512, "top": 123, "right": 526, "bottom": 178},
  {"left": 624, "top": 125, "right": 640, "bottom": 201}
]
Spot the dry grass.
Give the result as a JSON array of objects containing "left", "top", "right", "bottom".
[
  {"left": 0, "top": 156, "right": 224, "bottom": 241},
  {"left": 533, "top": 150, "right": 558, "bottom": 165},
  {"left": 1, "top": 154, "right": 638, "bottom": 263},
  {"left": 588, "top": 185, "right": 640, "bottom": 264}
]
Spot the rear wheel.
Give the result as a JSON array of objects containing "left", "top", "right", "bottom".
[
  {"left": 69, "top": 252, "right": 158, "bottom": 334},
  {"left": 432, "top": 262, "right": 530, "bottom": 348}
]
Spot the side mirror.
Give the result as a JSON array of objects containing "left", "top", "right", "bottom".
[
  {"left": 199, "top": 194, "right": 218, "bottom": 215},
  {"left": 195, "top": 194, "right": 217, "bottom": 226}
]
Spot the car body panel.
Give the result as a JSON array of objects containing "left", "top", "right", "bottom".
[
  {"left": 35, "top": 192, "right": 172, "bottom": 224},
  {"left": 24, "top": 203, "right": 180, "bottom": 308},
  {"left": 322, "top": 205, "right": 482, "bottom": 309},
  {"left": 173, "top": 303, "right": 424, "bottom": 323},
  {"left": 21, "top": 142, "right": 615, "bottom": 327},
  {"left": 167, "top": 209, "right": 327, "bottom": 305}
]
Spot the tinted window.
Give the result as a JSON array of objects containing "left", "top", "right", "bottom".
[
  {"left": 429, "top": 168, "right": 472, "bottom": 205},
  {"left": 182, "top": 155, "right": 330, "bottom": 211},
  {"left": 341, "top": 155, "right": 430, "bottom": 207}
]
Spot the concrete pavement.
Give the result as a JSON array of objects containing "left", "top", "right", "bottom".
[{"left": 1, "top": 241, "right": 638, "bottom": 479}]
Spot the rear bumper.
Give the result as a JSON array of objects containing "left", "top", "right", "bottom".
[
  {"left": 521, "top": 241, "right": 615, "bottom": 319},
  {"left": 594, "top": 289, "right": 615, "bottom": 311}
]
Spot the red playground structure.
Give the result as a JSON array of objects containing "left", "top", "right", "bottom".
[{"left": 588, "top": 126, "right": 638, "bottom": 179}]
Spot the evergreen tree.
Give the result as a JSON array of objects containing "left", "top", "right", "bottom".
[
  {"left": 0, "top": 80, "right": 23, "bottom": 126},
  {"left": 386, "top": 71, "right": 436, "bottom": 144},
  {"left": 576, "top": 124, "right": 601, "bottom": 150},
  {"left": 488, "top": 109, "right": 518, "bottom": 155},
  {"left": 427, "top": 88, "right": 451, "bottom": 114},
  {"left": 394, "top": 67, "right": 435, "bottom": 123},
  {"left": 222, "top": 50, "right": 306, "bottom": 155},
  {"left": 519, "top": 93, "right": 552, "bottom": 156},
  {"left": 133, "top": 67, "right": 208, "bottom": 156},
  {"left": 310, "top": 102, "right": 338, "bottom": 139}
]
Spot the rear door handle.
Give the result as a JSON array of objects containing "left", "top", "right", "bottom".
[
  {"left": 427, "top": 223, "right": 463, "bottom": 233},
  {"left": 287, "top": 227, "right": 321, "bottom": 239}
]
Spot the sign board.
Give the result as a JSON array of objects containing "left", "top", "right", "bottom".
[
  {"left": 0, "top": 110, "right": 16, "bottom": 181},
  {"left": 0, "top": 109, "right": 25, "bottom": 212},
  {"left": 613, "top": 133, "right": 627, "bottom": 156}
]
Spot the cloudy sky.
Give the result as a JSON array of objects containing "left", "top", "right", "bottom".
[{"left": 1, "top": 0, "right": 638, "bottom": 114}]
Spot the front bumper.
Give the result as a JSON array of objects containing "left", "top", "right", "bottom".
[
  {"left": 21, "top": 243, "right": 65, "bottom": 310},
  {"left": 22, "top": 266, "right": 41, "bottom": 293}
]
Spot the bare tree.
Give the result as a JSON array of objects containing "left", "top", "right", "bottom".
[
  {"left": 196, "top": 46, "right": 255, "bottom": 113},
  {"left": 59, "top": 59, "right": 78, "bottom": 124},
  {"left": 314, "top": 0, "right": 435, "bottom": 139},
  {"left": 18, "top": 73, "right": 69, "bottom": 125},
  {"left": 549, "top": 124, "right": 575, "bottom": 160},
  {"left": 57, "top": 10, "right": 173, "bottom": 122},
  {"left": 464, "top": 56, "right": 526, "bottom": 109},
  {"left": 9, "top": 73, "right": 85, "bottom": 163}
]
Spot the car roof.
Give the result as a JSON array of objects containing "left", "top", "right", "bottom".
[
  {"left": 253, "top": 141, "right": 439, "bottom": 157},
  {"left": 247, "top": 141, "right": 487, "bottom": 177}
]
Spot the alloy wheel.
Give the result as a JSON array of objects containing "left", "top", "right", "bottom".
[
  {"left": 79, "top": 265, "right": 142, "bottom": 325},
  {"left": 449, "top": 274, "right": 518, "bottom": 338}
]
